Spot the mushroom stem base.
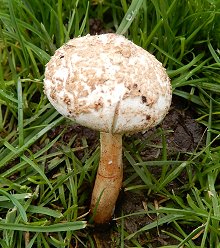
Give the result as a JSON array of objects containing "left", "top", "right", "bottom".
[{"left": 90, "top": 132, "right": 123, "bottom": 224}]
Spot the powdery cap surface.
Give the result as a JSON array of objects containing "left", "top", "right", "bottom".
[{"left": 44, "top": 33, "right": 172, "bottom": 134}]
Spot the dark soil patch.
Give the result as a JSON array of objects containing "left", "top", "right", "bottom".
[
  {"left": 162, "top": 95, "right": 204, "bottom": 153},
  {"left": 89, "top": 191, "right": 181, "bottom": 247},
  {"left": 89, "top": 18, "right": 113, "bottom": 35}
]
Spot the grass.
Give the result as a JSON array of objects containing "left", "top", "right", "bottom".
[{"left": 0, "top": 0, "right": 220, "bottom": 247}]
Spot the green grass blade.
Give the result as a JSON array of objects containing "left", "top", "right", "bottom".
[
  {"left": 0, "top": 115, "right": 64, "bottom": 169},
  {"left": 8, "top": 0, "right": 29, "bottom": 70},
  {"left": 0, "top": 189, "right": 27, "bottom": 223},
  {"left": 126, "top": 214, "right": 183, "bottom": 240},
  {"left": 0, "top": 221, "right": 87, "bottom": 232},
  {"left": 17, "top": 78, "right": 24, "bottom": 147},
  {"left": 116, "top": 0, "right": 144, "bottom": 35}
]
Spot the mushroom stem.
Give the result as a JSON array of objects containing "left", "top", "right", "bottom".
[{"left": 90, "top": 132, "right": 123, "bottom": 224}]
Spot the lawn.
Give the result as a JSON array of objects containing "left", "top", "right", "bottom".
[{"left": 0, "top": 0, "right": 220, "bottom": 247}]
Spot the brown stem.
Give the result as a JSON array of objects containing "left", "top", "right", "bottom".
[{"left": 90, "top": 132, "right": 123, "bottom": 224}]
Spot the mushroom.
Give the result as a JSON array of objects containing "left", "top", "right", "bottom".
[{"left": 44, "top": 33, "right": 172, "bottom": 224}]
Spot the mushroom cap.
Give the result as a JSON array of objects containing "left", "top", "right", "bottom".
[{"left": 44, "top": 33, "right": 172, "bottom": 134}]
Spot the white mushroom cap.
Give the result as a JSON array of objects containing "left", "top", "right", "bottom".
[{"left": 44, "top": 33, "right": 172, "bottom": 134}]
